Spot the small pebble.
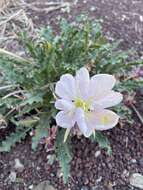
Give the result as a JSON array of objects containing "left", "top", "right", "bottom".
[
  {"left": 121, "top": 14, "right": 128, "bottom": 21},
  {"left": 95, "top": 150, "right": 101, "bottom": 158},
  {"left": 96, "top": 176, "right": 102, "bottom": 183},
  {"left": 29, "top": 184, "right": 34, "bottom": 189},
  {"left": 140, "top": 15, "right": 143, "bottom": 22},
  {"left": 57, "top": 169, "right": 62, "bottom": 178},
  {"left": 14, "top": 158, "right": 24, "bottom": 172},
  {"left": 90, "top": 6, "right": 96, "bottom": 12},
  {"left": 34, "top": 181, "right": 56, "bottom": 190},
  {"left": 129, "top": 173, "right": 143, "bottom": 189},
  {"left": 130, "top": 159, "right": 137, "bottom": 164},
  {"left": 9, "top": 171, "right": 16, "bottom": 182},
  {"left": 122, "top": 169, "right": 130, "bottom": 178}
]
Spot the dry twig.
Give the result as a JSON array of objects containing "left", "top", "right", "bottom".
[{"left": 131, "top": 104, "right": 143, "bottom": 125}]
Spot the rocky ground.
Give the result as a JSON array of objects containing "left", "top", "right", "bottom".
[{"left": 0, "top": 0, "right": 143, "bottom": 190}]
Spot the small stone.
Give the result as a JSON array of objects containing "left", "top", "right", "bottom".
[
  {"left": 36, "top": 166, "right": 40, "bottom": 171},
  {"left": 57, "top": 169, "right": 62, "bottom": 178},
  {"left": 29, "top": 185, "right": 34, "bottom": 189},
  {"left": 129, "top": 173, "right": 143, "bottom": 189},
  {"left": 9, "top": 171, "right": 16, "bottom": 182},
  {"left": 130, "top": 159, "right": 137, "bottom": 164},
  {"left": 121, "top": 15, "right": 128, "bottom": 21},
  {"left": 83, "top": 178, "right": 89, "bottom": 185},
  {"left": 90, "top": 6, "right": 96, "bottom": 12},
  {"left": 140, "top": 15, "right": 143, "bottom": 22},
  {"left": 96, "top": 176, "right": 102, "bottom": 183},
  {"left": 14, "top": 159, "right": 24, "bottom": 172},
  {"left": 47, "top": 155, "right": 55, "bottom": 165},
  {"left": 122, "top": 169, "right": 130, "bottom": 178},
  {"left": 95, "top": 150, "right": 101, "bottom": 158},
  {"left": 50, "top": 172, "right": 56, "bottom": 177},
  {"left": 33, "top": 181, "right": 56, "bottom": 190}
]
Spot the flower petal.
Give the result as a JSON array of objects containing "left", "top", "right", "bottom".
[
  {"left": 55, "top": 110, "right": 75, "bottom": 128},
  {"left": 75, "top": 67, "right": 90, "bottom": 100},
  {"left": 93, "top": 91, "right": 123, "bottom": 108},
  {"left": 89, "top": 74, "right": 116, "bottom": 100},
  {"left": 93, "top": 109, "right": 119, "bottom": 130},
  {"left": 55, "top": 74, "right": 76, "bottom": 100},
  {"left": 55, "top": 99, "right": 75, "bottom": 111},
  {"left": 75, "top": 108, "right": 93, "bottom": 137}
]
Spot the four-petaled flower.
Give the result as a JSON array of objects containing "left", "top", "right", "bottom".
[{"left": 55, "top": 67, "right": 123, "bottom": 141}]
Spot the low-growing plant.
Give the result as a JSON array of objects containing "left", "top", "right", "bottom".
[{"left": 0, "top": 15, "right": 142, "bottom": 182}]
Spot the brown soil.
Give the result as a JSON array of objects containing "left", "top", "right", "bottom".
[
  {"left": 0, "top": 110, "right": 143, "bottom": 190},
  {"left": 0, "top": 0, "right": 143, "bottom": 190}
]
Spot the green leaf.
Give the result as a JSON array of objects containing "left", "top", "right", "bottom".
[
  {"left": 32, "top": 115, "right": 49, "bottom": 150},
  {"left": 0, "top": 126, "right": 32, "bottom": 152},
  {"left": 11, "top": 117, "right": 39, "bottom": 127},
  {"left": 55, "top": 129, "right": 72, "bottom": 183},
  {"left": 91, "top": 131, "right": 112, "bottom": 155},
  {"left": 22, "top": 92, "right": 44, "bottom": 106}
]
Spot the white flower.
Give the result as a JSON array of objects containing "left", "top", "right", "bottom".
[{"left": 55, "top": 67, "right": 123, "bottom": 140}]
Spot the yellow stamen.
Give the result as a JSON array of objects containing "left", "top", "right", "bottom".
[
  {"left": 75, "top": 98, "right": 90, "bottom": 112},
  {"left": 47, "top": 42, "right": 52, "bottom": 49}
]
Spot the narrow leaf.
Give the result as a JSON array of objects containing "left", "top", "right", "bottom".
[{"left": 55, "top": 129, "right": 72, "bottom": 183}]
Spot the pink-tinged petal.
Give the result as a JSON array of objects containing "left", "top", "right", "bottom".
[
  {"left": 89, "top": 74, "right": 116, "bottom": 100},
  {"left": 75, "top": 108, "right": 93, "bottom": 137},
  {"left": 75, "top": 67, "right": 90, "bottom": 100},
  {"left": 55, "top": 74, "right": 76, "bottom": 100},
  {"left": 93, "top": 91, "right": 123, "bottom": 109},
  {"left": 55, "top": 99, "right": 75, "bottom": 111},
  {"left": 55, "top": 110, "right": 75, "bottom": 128},
  {"left": 93, "top": 109, "right": 119, "bottom": 130}
]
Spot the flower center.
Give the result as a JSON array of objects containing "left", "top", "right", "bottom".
[{"left": 75, "top": 98, "right": 90, "bottom": 112}]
